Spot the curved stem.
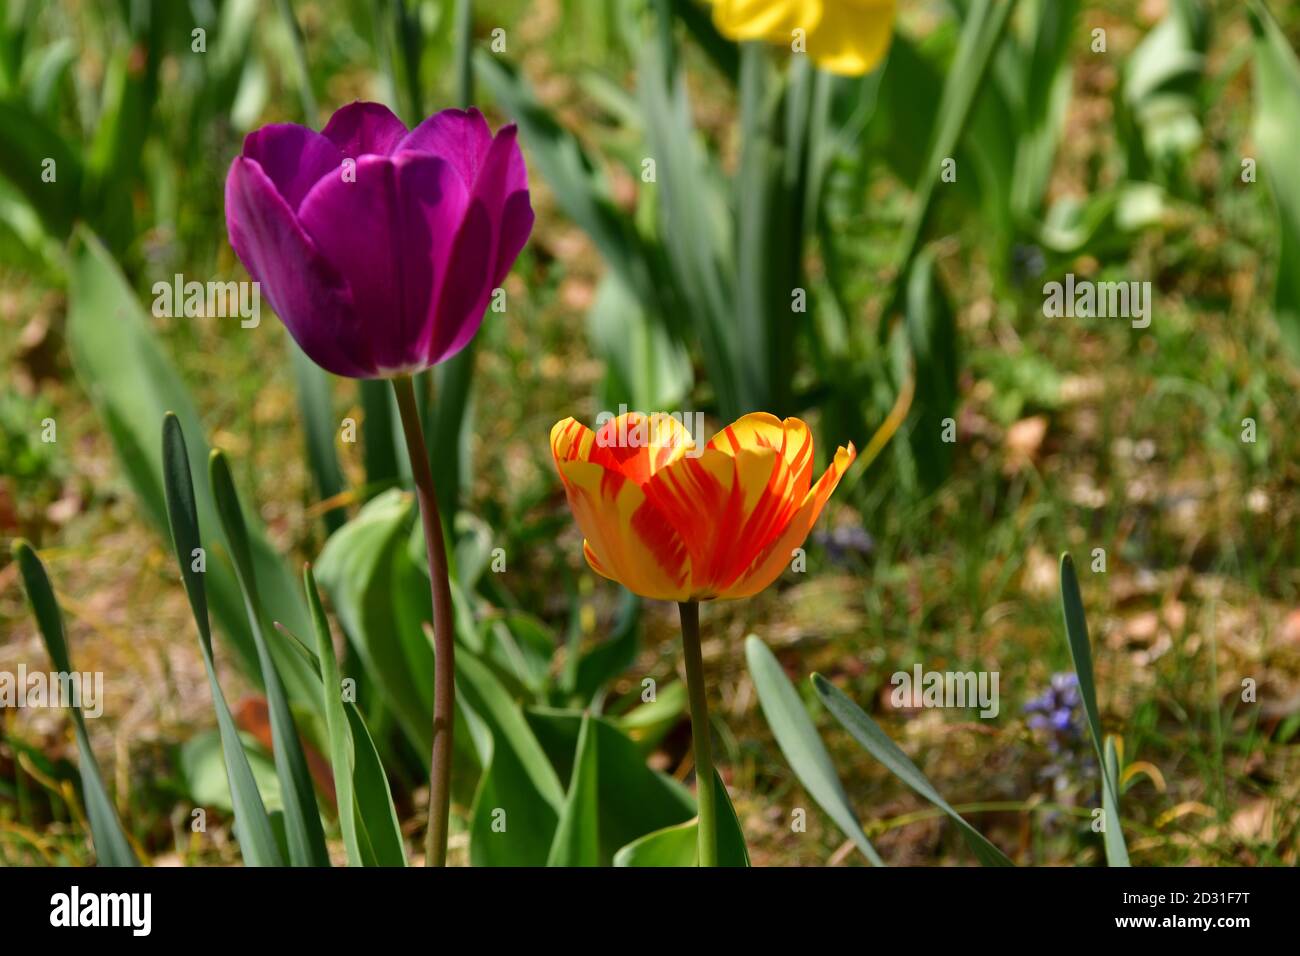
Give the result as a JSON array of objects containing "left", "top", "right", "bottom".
[
  {"left": 678, "top": 600, "right": 717, "bottom": 866},
  {"left": 392, "top": 375, "right": 456, "bottom": 867}
]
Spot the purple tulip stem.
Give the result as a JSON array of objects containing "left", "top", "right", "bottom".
[
  {"left": 393, "top": 374, "right": 456, "bottom": 867},
  {"left": 678, "top": 600, "right": 717, "bottom": 866}
]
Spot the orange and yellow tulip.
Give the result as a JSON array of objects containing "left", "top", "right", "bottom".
[
  {"left": 550, "top": 411, "right": 856, "bottom": 602},
  {"left": 711, "top": 0, "right": 896, "bottom": 77}
]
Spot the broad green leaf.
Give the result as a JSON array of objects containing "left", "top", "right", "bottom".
[
  {"left": 613, "top": 771, "right": 750, "bottom": 867},
  {"left": 179, "top": 729, "right": 282, "bottom": 815},
  {"left": 543, "top": 712, "right": 695, "bottom": 866},
  {"left": 459, "top": 654, "right": 565, "bottom": 866},
  {"left": 812, "top": 673, "right": 1013, "bottom": 866},
  {"left": 304, "top": 565, "right": 405, "bottom": 867},
  {"left": 12, "top": 540, "right": 138, "bottom": 866},
  {"left": 162, "top": 413, "right": 283, "bottom": 866},
  {"left": 608, "top": 680, "right": 687, "bottom": 755},
  {"left": 1059, "top": 553, "right": 1129, "bottom": 866},
  {"left": 315, "top": 490, "right": 432, "bottom": 756},
  {"left": 65, "top": 229, "right": 319, "bottom": 715},
  {"left": 210, "top": 450, "right": 329, "bottom": 867},
  {"left": 745, "top": 636, "right": 883, "bottom": 866}
]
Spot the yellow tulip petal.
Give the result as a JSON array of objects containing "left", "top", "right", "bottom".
[
  {"left": 643, "top": 442, "right": 801, "bottom": 598},
  {"left": 713, "top": 0, "right": 823, "bottom": 44},
  {"left": 556, "top": 458, "right": 693, "bottom": 601},
  {"left": 552, "top": 416, "right": 693, "bottom": 600},
  {"left": 709, "top": 412, "right": 815, "bottom": 502},
  {"left": 805, "top": 0, "right": 896, "bottom": 77},
  {"left": 718, "top": 441, "right": 856, "bottom": 599}
]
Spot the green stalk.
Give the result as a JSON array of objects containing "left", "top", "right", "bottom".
[
  {"left": 678, "top": 600, "right": 717, "bottom": 866},
  {"left": 392, "top": 375, "right": 456, "bottom": 866}
]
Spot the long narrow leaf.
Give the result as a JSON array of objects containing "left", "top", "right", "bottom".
[
  {"left": 746, "top": 637, "right": 883, "bottom": 865},
  {"left": 1059, "top": 553, "right": 1129, "bottom": 865},
  {"left": 161, "top": 413, "right": 283, "bottom": 866},
  {"left": 303, "top": 565, "right": 405, "bottom": 866},
  {"left": 812, "top": 673, "right": 1014, "bottom": 866},
  {"left": 210, "top": 450, "right": 329, "bottom": 867},
  {"left": 11, "top": 541, "right": 138, "bottom": 867}
]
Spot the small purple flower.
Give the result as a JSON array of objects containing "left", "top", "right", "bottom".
[
  {"left": 225, "top": 102, "right": 534, "bottom": 378},
  {"left": 1025, "top": 672, "right": 1094, "bottom": 790}
]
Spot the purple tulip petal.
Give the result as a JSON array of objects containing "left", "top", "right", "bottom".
[
  {"left": 424, "top": 124, "right": 533, "bottom": 363},
  {"left": 298, "top": 152, "right": 469, "bottom": 375},
  {"left": 321, "top": 101, "right": 409, "bottom": 158},
  {"left": 398, "top": 108, "right": 493, "bottom": 188},
  {"left": 225, "top": 157, "right": 374, "bottom": 377},
  {"left": 241, "top": 124, "right": 342, "bottom": 210}
]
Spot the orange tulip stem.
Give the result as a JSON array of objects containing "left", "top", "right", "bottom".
[
  {"left": 392, "top": 374, "right": 456, "bottom": 867},
  {"left": 679, "top": 600, "right": 718, "bottom": 867}
]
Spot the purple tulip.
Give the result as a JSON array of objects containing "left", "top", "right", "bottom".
[{"left": 225, "top": 101, "right": 533, "bottom": 378}]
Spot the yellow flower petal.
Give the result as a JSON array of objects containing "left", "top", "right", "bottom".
[
  {"left": 713, "top": 0, "right": 822, "bottom": 44},
  {"left": 805, "top": 0, "right": 896, "bottom": 77},
  {"left": 551, "top": 417, "right": 693, "bottom": 601},
  {"left": 718, "top": 441, "right": 856, "bottom": 599}
]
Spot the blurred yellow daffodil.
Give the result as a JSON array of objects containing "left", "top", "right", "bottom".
[{"left": 712, "top": 0, "right": 896, "bottom": 77}]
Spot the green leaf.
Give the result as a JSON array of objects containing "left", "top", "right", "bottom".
[
  {"left": 745, "top": 636, "right": 883, "bottom": 865},
  {"left": 884, "top": 0, "right": 1019, "bottom": 316},
  {"left": 0, "top": 96, "right": 81, "bottom": 237},
  {"left": 288, "top": 342, "right": 345, "bottom": 534},
  {"left": 894, "top": 246, "right": 958, "bottom": 490},
  {"left": 1248, "top": 0, "right": 1300, "bottom": 359},
  {"left": 315, "top": 490, "right": 432, "bottom": 757},
  {"left": 613, "top": 771, "right": 750, "bottom": 867},
  {"left": 608, "top": 681, "right": 687, "bottom": 755},
  {"left": 544, "top": 712, "right": 695, "bottom": 866},
  {"left": 210, "top": 450, "right": 329, "bottom": 867},
  {"left": 458, "top": 654, "right": 564, "bottom": 866},
  {"left": 358, "top": 379, "right": 402, "bottom": 498},
  {"left": 429, "top": 343, "right": 476, "bottom": 521},
  {"left": 11, "top": 540, "right": 138, "bottom": 866},
  {"left": 735, "top": 44, "right": 809, "bottom": 414},
  {"left": 1059, "top": 553, "right": 1129, "bottom": 866},
  {"left": 636, "top": 39, "right": 743, "bottom": 417},
  {"left": 162, "top": 413, "right": 283, "bottom": 866},
  {"left": 180, "top": 729, "right": 282, "bottom": 815},
  {"left": 304, "top": 565, "right": 405, "bottom": 867},
  {"left": 812, "top": 673, "right": 1013, "bottom": 866},
  {"left": 65, "top": 229, "right": 319, "bottom": 714}
]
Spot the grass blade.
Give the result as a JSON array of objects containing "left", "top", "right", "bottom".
[
  {"left": 11, "top": 541, "right": 138, "bottom": 867},
  {"left": 161, "top": 413, "right": 283, "bottom": 866},
  {"left": 1059, "top": 553, "right": 1129, "bottom": 865},
  {"left": 745, "top": 636, "right": 883, "bottom": 865},
  {"left": 812, "top": 673, "right": 1014, "bottom": 866}
]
